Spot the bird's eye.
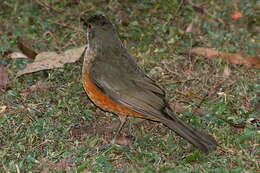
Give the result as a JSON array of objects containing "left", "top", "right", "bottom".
[{"left": 88, "top": 24, "right": 92, "bottom": 29}]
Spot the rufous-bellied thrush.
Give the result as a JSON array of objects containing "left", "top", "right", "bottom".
[{"left": 81, "top": 14, "right": 218, "bottom": 153}]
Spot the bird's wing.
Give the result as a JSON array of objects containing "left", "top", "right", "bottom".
[{"left": 89, "top": 57, "right": 169, "bottom": 121}]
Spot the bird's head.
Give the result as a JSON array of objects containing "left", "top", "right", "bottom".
[{"left": 81, "top": 14, "right": 117, "bottom": 42}]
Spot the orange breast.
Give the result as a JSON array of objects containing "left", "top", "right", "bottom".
[{"left": 82, "top": 73, "right": 146, "bottom": 118}]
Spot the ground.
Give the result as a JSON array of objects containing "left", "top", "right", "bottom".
[{"left": 0, "top": 0, "right": 259, "bottom": 172}]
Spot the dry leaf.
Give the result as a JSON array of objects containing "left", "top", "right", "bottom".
[
  {"left": 17, "top": 46, "right": 86, "bottom": 77},
  {"left": 0, "top": 65, "right": 9, "bottom": 89},
  {"left": 7, "top": 52, "right": 28, "bottom": 59},
  {"left": 223, "top": 65, "right": 231, "bottom": 77},
  {"left": 114, "top": 136, "right": 134, "bottom": 146},
  {"left": 18, "top": 38, "right": 38, "bottom": 59},
  {"left": 217, "top": 92, "right": 226, "bottom": 96},
  {"left": 188, "top": 48, "right": 222, "bottom": 58},
  {"left": 188, "top": 47, "right": 260, "bottom": 69},
  {"left": 185, "top": 21, "right": 194, "bottom": 33},
  {"left": 231, "top": 12, "right": 243, "bottom": 20},
  {"left": 0, "top": 105, "right": 7, "bottom": 114}
]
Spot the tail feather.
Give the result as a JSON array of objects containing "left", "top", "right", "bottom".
[{"left": 161, "top": 109, "right": 218, "bottom": 153}]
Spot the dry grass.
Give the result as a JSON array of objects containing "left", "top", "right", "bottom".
[{"left": 0, "top": 0, "right": 259, "bottom": 172}]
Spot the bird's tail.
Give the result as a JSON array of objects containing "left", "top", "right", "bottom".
[{"left": 161, "top": 108, "right": 218, "bottom": 153}]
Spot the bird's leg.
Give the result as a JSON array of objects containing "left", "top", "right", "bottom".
[
  {"left": 111, "top": 116, "right": 128, "bottom": 144},
  {"left": 127, "top": 117, "right": 135, "bottom": 137},
  {"left": 128, "top": 117, "right": 147, "bottom": 136}
]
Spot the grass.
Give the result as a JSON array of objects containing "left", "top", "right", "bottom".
[{"left": 0, "top": 0, "right": 259, "bottom": 172}]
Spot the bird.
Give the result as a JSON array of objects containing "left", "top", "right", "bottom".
[{"left": 81, "top": 14, "right": 218, "bottom": 153}]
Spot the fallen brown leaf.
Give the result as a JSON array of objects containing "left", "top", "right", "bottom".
[
  {"left": 188, "top": 47, "right": 260, "bottom": 69},
  {"left": 0, "top": 65, "right": 9, "bottom": 89},
  {"left": 0, "top": 105, "right": 7, "bottom": 114},
  {"left": 231, "top": 12, "right": 243, "bottom": 20},
  {"left": 7, "top": 52, "right": 28, "bottom": 59},
  {"left": 17, "top": 46, "right": 86, "bottom": 77},
  {"left": 185, "top": 21, "right": 194, "bottom": 33},
  {"left": 114, "top": 136, "right": 134, "bottom": 146},
  {"left": 17, "top": 38, "right": 38, "bottom": 59},
  {"left": 223, "top": 65, "right": 231, "bottom": 77}
]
